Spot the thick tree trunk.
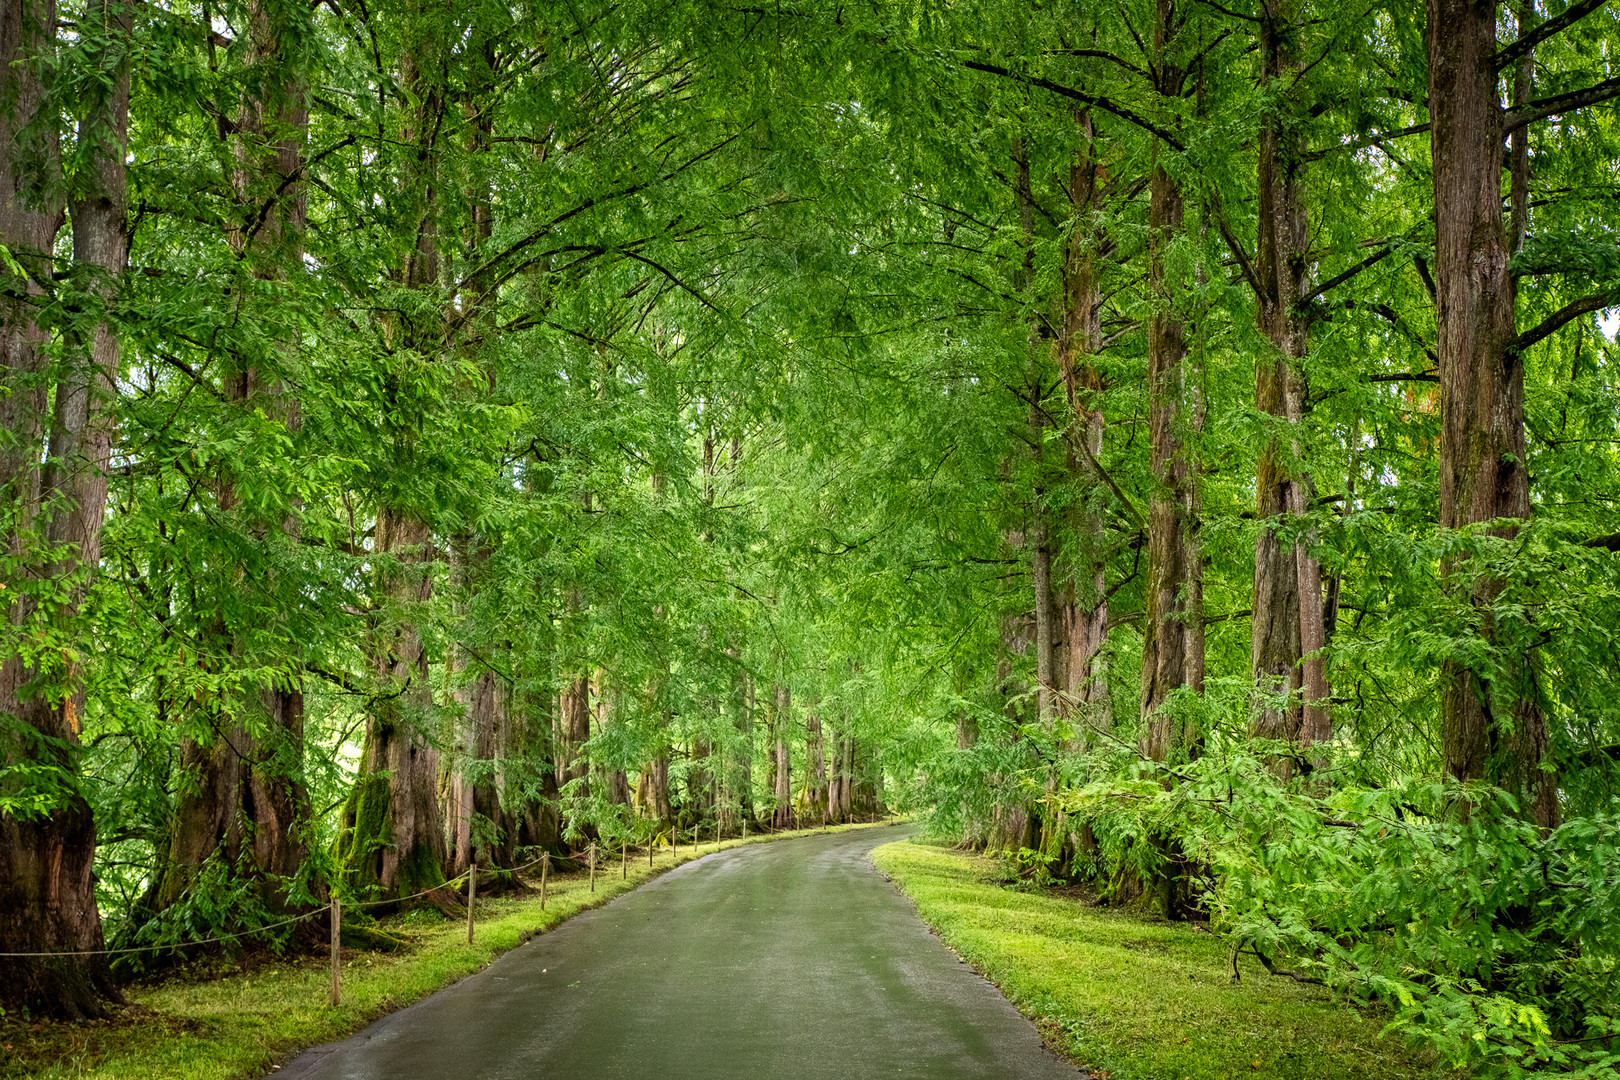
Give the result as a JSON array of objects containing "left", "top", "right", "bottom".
[
  {"left": 0, "top": 0, "right": 57, "bottom": 520},
  {"left": 1250, "top": 5, "right": 1330, "bottom": 767},
  {"left": 153, "top": 682, "right": 309, "bottom": 916},
  {"left": 1427, "top": 0, "right": 1558, "bottom": 828},
  {"left": 336, "top": 509, "right": 456, "bottom": 908},
  {"left": 0, "top": 0, "right": 127, "bottom": 1019},
  {"left": 557, "top": 672, "right": 591, "bottom": 796},
  {"left": 510, "top": 655, "right": 562, "bottom": 855},
  {"left": 1136, "top": 0, "right": 1203, "bottom": 922},
  {"left": 639, "top": 751, "right": 673, "bottom": 825},
  {"left": 1138, "top": 138, "right": 1203, "bottom": 756},
  {"left": 1058, "top": 110, "right": 1111, "bottom": 728},
  {"left": 446, "top": 663, "right": 508, "bottom": 871},
  {"left": 838, "top": 736, "right": 854, "bottom": 821}
]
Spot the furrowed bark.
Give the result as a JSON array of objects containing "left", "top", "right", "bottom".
[
  {"left": 1058, "top": 109, "right": 1111, "bottom": 728},
  {"left": 1139, "top": 4, "right": 1203, "bottom": 761},
  {"left": 1250, "top": 1, "right": 1330, "bottom": 769},
  {"left": 807, "top": 710, "right": 826, "bottom": 816},
  {"left": 336, "top": 508, "right": 456, "bottom": 909},
  {"left": 0, "top": 0, "right": 128, "bottom": 1019},
  {"left": 1428, "top": 0, "right": 1558, "bottom": 828}
]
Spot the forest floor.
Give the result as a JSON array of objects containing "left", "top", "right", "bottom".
[
  {"left": 870, "top": 839, "right": 1462, "bottom": 1080},
  {"left": 0, "top": 820, "right": 895, "bottom": 1080}
]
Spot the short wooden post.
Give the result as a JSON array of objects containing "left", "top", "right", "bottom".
[
  {"left": 540, "top": 853, "right": 548, "bottom": 911},
  {"left": 742, "top": 816, "right": 747, "bottom": 843},
  {"left": 466, "top": 864, "right": 476, "bottom": 945},
  {"left": 621, "top": 838, "right": 627, "bottom": 880},
  {"left": 648, "top": 838, "right": 653, "bottom": 868},
  {"left": 329, "top": 896, "right": 341, "bottom": 1007},
  {"left": 589, "top": 843, "right": 596, "bottom": 892}
]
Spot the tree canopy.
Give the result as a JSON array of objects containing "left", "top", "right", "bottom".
[{"left": 5, "top": 0, "right": 1620, "bottom": 1072}]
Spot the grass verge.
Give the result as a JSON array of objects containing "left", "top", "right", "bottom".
[
  {"left": 2, "top": 819, "right": 896, "bottom": 1080},
  {"left": 870, "top": 838, "right": 1459, "bottom": 1080}
]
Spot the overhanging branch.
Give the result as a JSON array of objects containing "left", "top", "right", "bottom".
[
  {"left": 962, "top": 60, "right": 1186, "bottom": 150},
  {"left": 1511, "top": 289, "right": 1615, "bottom": 353},
  {"left": 1495, "top": 0, "right": 1611, "bottom": 72}
]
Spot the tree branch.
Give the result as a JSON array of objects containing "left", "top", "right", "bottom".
[
  {"left": 1510, "top": 289, "right": 1615, "bottom": 354},
  {"left": 1296, "top": 244, "right": 1395, "bottom": 308},
  {"left": 1495, "top": 0, "right": 1610, "bottom": 72},
  {"left": 1305, "top": 122, "right": 1430, "bottom": 162},
  {"left": 962, "top": 60, "right": 1187, "bottom": 150},
  {"left": 1504, "top": 74, "right": 1620, "bottom": 133}
]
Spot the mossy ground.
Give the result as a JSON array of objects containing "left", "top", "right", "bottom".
[
  {"left": 1, "top": 820, "right": 893, "bottom": 1080},
  {"left": 870, "top": 838, "right": 1461, "bottom": 1080}
]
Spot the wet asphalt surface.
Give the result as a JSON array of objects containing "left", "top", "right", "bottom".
[{"left": 274, "top": 824, "right": 1083, "bottom": 1079}]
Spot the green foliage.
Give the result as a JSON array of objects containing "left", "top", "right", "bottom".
[{"left": 1054, "top": 750, "right": 1620, "bottom": 1077}]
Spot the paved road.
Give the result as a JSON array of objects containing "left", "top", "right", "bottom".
[{"left": 277, "top": 824, "right": 1083, "bottom": 1079}]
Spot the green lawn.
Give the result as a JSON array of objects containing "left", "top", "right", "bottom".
[
  {"left": 1, "top": 820, "right": 892, "bottom": 1080},
  {"left": 870, "top": 838, "right": 1458, "bottom": 1080}
]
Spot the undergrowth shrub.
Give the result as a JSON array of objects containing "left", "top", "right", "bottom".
[{"left": 1058, "top": 753, "right": 1620, "bottom": 1078}]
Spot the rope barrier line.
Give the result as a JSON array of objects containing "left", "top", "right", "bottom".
[
  {"left": 0, "top": 905, "right": 332, "bottom": 958},
  {"left": 0, "top": 847, "right": 605, "bottom": 959}
]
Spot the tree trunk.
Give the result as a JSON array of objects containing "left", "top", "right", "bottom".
[
  {"left": 335, "top": 509, "right": 456, "bottom": 907},
  {"left": 1138, "top": 21, "right": 1203, "bottom": 760},
  {"left": 838, "top": 736, "right": 854, "bottom": 821},
  {"left": 1058, "top": 109, "right": 1111, "bottom": 729},
  {"left": 149, "top": 0, "right": 314, "bottom": 920},
  {"left": 1427, "top": 0, "right": 1558, "bottom": 828},
  {"left": 1250, "top": 3, "right": 1330, "bottom": 768},
  {"left": 772, "top": 685, "right": 793, "bottom": 828},
  {"left": 558, "top": 673, "right": 591, "bottom": 796},
  {"left": 0, "top": 0, "right": 128, "bottom": 1019},
  {"left": 807, "top": 711, "right": 826, "bottom": 816}
]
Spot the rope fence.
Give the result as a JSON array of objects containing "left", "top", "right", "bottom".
[{"left": 0, "top": 840, "right": 654, "bottom": 961}]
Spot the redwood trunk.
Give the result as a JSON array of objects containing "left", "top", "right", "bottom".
[
  {"left": 1138, "top": 88, "right": 1203, "bottom": 758},
  {"left": 1250, "top": 4, "right": 1330, "bottom": 765},
  {"left": 1058, "top": 110, "right": 1111, "bottom": 727},
  {"left": 0, "top": 0, "right": 127, "bottom": 1019},
  {"left": 773, "top": 685, "right": 793, "bottom": 828},
  {"left": 1427, "top": 0, "right": 1557, "bottom": 827},
  {"left": 336, "top": 509, "right": 455, "bottom": 906},
  {"left": 807, "top": 712, "right": 826, "bottom": 817}
]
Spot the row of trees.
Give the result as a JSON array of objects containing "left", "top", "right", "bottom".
[{"left": 4, "top": 0, "right": 1620, "bottom": 1071}]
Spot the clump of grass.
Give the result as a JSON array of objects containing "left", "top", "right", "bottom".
[
  {"left": 4, "top": 819, "right": 894, "bottom": 1080},
  {"left": 870, "top": 839, "right": 1458, "bottom": 1080}
]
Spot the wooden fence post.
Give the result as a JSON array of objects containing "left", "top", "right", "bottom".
[
  {"left": 466, "top": 864, "right": 476, "bottom": 945},
  {"left": 589, "top": 843, "right": 596, "bottom": 892},
  {"left": 329, "top": 897, "right": 341, "bottom": 1007},
  {"left": 622, "top": 838, "right": 627, "bottom": 880},
  {"left": 540, "top": 853, "right": 548, "bottom": 911}
]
